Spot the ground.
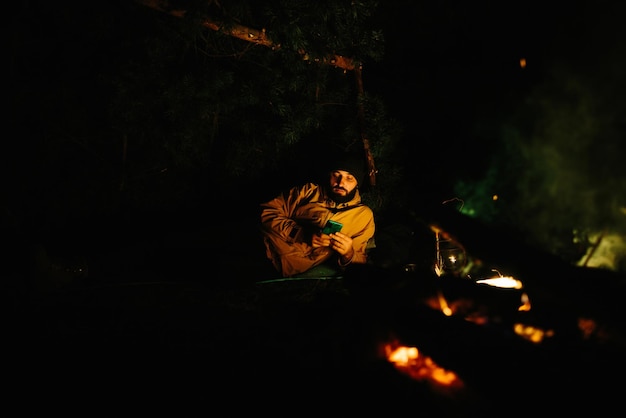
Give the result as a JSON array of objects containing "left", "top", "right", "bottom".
[{"left": 4, "top": 210, "right": 626, "bottom": 415}]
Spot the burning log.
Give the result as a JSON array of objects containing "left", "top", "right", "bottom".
[
  {"left": 342, "top": 262, "right": 626, "bottom": 413},
  {"left": 408, "top": 205, "right": 626, "bottom": 344}
]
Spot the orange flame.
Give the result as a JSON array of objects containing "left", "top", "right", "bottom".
[
  {"left": 514, "top": 323, "right": 554, "bottom": 343},
  {"left": 475, "top": 276, "right": 523, "bottom": 289},
  {"left": 383, "top": 341, "right": 464, "bottom": 392},
  {"left": 518, "top": 292, "right": 531, "bottom": 311},
  {"left": 437, "top": 290, "right": 453, "bottom": 316}
]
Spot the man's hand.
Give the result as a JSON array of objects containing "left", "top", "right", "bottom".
[
  {"left": 329, "top": 231, "right": 355, "bottom": 261},
  {"left": 311, "top": 231, "right": 355, "bottom": 264},
  {"left": 311, "top": 232, "right": 332, "bottom": 248}
]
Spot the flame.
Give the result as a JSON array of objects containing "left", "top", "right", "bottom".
[
  {"left": 475, "top": 276, "right": 523, "bottom": 289},
  {"left": 514, "top": 323, "right": 554, "bottom": 343},
  {"left": 384, "top": 341, "right": 464, "bottom": 391},
  {"left": 438, "top": 290, "right": 453, "bottom": 316},
  {"left": 518, "top": 292, "right": 531, "bottom": 311}
]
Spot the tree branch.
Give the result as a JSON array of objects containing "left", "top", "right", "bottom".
[
  {"left": 134, "top": 0, "right": 375, "bottom": 187},
  {"left": 134, "top": 0, "right": 358, "bottom": 71}
]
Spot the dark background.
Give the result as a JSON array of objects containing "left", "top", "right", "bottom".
[
  {"left": 4, "top": 2, "right": 626, "bottom": 412},
  {"left": 6, "top": 1, "right": 625, "bottom": 267}
]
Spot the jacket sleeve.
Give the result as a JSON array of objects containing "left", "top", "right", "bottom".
[
  {"left": 259, "top": 184, "right": 334, "bottom": 277},
  {"left": 260, "top": 184, "right": 308, "bottom": 243}
]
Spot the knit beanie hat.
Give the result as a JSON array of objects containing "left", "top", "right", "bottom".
[{"left": 329, "top": 152, "right": 367, "bottom": 186}]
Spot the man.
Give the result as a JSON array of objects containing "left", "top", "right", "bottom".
[{"left": 260, "top": 152, "right": 375, "bottom": 277}]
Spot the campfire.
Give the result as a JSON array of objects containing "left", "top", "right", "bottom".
[
  {"left": 375, "top": 220, "right": 624, "bottom": 396},
  {"left": 382, "top": 337, "right": 464, "bottom": 396}
]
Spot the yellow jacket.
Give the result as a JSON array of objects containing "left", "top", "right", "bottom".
[{"left": 260, "top": 182, "right": 375, "bottom": 277}]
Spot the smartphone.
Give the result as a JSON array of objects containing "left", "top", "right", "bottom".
[{"left": 322, "top": 220, "right": 343, "bottom": 234}]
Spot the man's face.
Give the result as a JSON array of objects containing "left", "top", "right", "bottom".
[{"left": 328, "top": 170, "right": 358, "bottom": 203}]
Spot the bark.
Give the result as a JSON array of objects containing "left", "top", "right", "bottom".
[{"left": 355, "top": 66, "right": 377, "bottom": 187}]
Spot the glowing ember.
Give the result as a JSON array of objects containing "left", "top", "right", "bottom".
[
  {"left": 578, "top": 317, "right": 597, "bottom": 339},
  {"left": 514, "top": 323, "right": 554, "bottom": 343},
  {"left": 383, "top": 341, "right": 464, "bottom": 392}
]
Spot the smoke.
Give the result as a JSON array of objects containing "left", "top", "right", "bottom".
[{"left": 454, "top": 61, "right": 626, "bottom": 273}]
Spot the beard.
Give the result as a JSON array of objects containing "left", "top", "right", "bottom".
[{"left": 330, "top": 187, "right": 357, "bottom": 204}]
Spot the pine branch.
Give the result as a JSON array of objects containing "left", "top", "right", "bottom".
[{"left": 134, "top": 0, "right": 359, "bottom": 71}]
